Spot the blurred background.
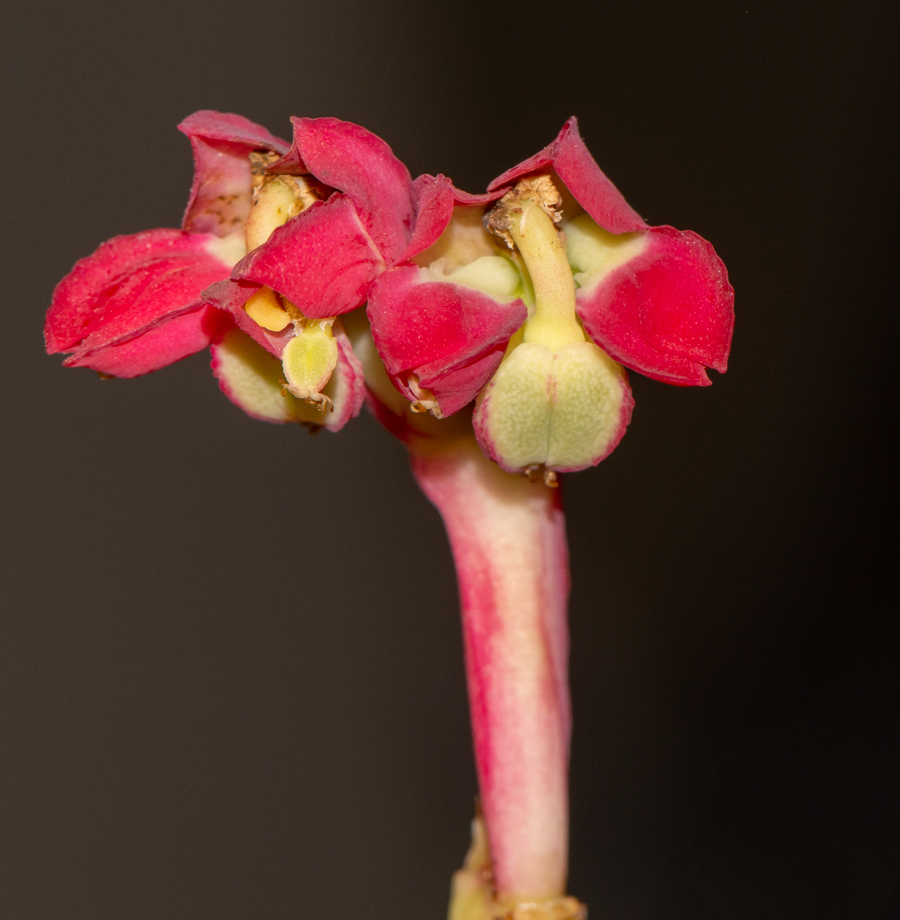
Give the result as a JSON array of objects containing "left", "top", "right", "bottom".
[{"left": 1, "top": 1, "right": 898, "bottom": 917}]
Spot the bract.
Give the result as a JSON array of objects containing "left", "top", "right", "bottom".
[{"left": 45, "top": 111, "right": 288, "bottom": 377}]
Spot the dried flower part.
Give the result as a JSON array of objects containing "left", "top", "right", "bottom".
[
  {"left": 483, "top": 175, "right": 563, "bottom": 250},
  {"left": 249, "top": 150, "right": 328, "bottom": 203},
  {"left": 504, "top": 898, "right": 587, "bottom": 920}
]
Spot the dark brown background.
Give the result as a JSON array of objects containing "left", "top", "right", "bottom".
[{"left": 1, "top": 1, "right": 898, "bottom": 918}]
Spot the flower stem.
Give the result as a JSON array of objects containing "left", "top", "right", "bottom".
[{"left": 409, "top": 437, "right": 571, "bottom": 905}]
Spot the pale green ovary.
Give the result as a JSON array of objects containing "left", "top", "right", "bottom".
[
  {"left": 563, "top": 214, "right": 647, "bottom": 293},
  {"left": 480, "top": 341, "right": 626, "bottom": 471},
  {"left": 215, "top": 328, "right": 332, "bottom": 427},
  {"left": 281, "top": 321, "right": 338, "bottom": 403}
]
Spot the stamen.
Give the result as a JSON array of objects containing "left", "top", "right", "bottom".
[{"left": 407, "top": 373, "right": 443, "bottom": 418}]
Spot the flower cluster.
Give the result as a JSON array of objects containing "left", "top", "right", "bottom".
[
  {"left": 46, "top": 112, "right": 733, "bottom": 476},
  {"left": 45, "top": 111, "right": 735, "bottom": 920}
]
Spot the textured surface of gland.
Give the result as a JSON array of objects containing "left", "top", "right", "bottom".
[
  {"left": 476, "top": 341, "right": 628, "bottom": 472},
  {"left": 474, "top": 176, "right": 630, "bottom": 474},
  {"left": 416, "top": 206, "right": 524, "bottom": 304}
]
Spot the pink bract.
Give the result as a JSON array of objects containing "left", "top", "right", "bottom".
[
  {"left": 45, "top": 229, "right": 232, "bottom": 377},
  {"left": 369, "top": 262, "right": 526, "bottom": 417},
  {"left": 576, "top": 225, "right": 733, "bottom": 386},
  {"left": 230, "top": 195, "right": 385, "bottom": 320}
]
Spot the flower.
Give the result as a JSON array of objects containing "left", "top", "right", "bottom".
[
  {"left": 45, "top": 112, "right": 418, "bottom": 433},
  {"left": 203, "top": 115, "right": 416, "bottom": 429},
  {"left": 367, "top": 118, "right": 734, "bottom": 478}
]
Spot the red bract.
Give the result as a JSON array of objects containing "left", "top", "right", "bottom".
[
  {"left": 367, "top": 176, "right": 524, "bottom": 417},
  {"left": 45, "top": 111, "right": 288, "bottom": 378}
]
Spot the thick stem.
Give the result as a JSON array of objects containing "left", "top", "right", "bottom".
[{"left": 409, "top": 438, "right": 571, "bottom": 903}]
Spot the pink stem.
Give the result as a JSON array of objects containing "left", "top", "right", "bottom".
[{"left": 410, "top": 439, "right": 571, "bottom": 902}]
